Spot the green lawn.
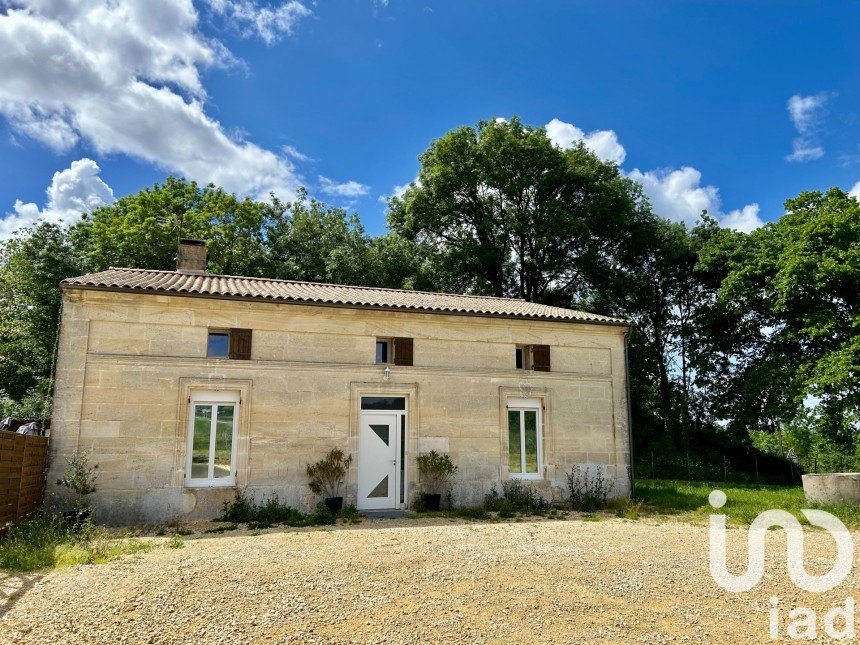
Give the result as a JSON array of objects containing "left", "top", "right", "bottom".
[{"left": 634, "top": 478, "right": 860, "bottom": 529}]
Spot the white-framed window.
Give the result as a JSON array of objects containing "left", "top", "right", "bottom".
[
  {"left": 186, "top": 390, "right": 240, "bottom": 487},
  {"left": 507, "top": 398, "right": 542, "bottom": 479}
]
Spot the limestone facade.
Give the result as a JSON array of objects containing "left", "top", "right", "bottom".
[{"left": 49, "top": 288, "right": 633, "bottom": 523}]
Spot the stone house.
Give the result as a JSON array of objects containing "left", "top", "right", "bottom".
[{"left": 49, "top": 240, "right": 633, "bottom": 523}]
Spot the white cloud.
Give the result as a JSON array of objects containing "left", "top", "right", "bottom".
[
  {"left": 786, "top": 93, "right": 830, "bottom": 162},
  {"left": 379, "top": 176, "right": 419, "bottom": 203},
  {"left": 2, "top": 158, "right": 114, "bottom": 239},
  {"left": 0, "top": 102, "right": 79, "bottom": 152},
  {"left": 318, "top": 176, "right": 371, "bottom": 198},
  {"left": 0, "top": 1, "right": 305, "bottom": 201},
  {"left": 720, "top": 204, "right": 764, "bottom": 234},
  {"left": 545, "top": 118, "right": 626, "bottom": 165},
  {"left": 282, "top": 144, "right": 314, "bottom": 162},
  {"left": 627, "top": 166, "right": 763, "bottom": 232},
  {"left": 204, "top": 0, "right": 311, "bottom": 45},
  {"left": 849, "top": 182, "right": 860, "bottom": 201}
]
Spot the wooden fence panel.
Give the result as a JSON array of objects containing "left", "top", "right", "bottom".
[{"left": 0, "top": 433, "right": 48, "bottom": 524}]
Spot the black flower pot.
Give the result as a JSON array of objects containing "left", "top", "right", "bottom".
[
  {"left": 324, "top": 496, "right": 343, "bottom": 514},
  {"left": 423, "top": 493, "right": 441, "bottom": 511},
  {"left": 63, "top": 509, "right": 90, "bottom": 531}
]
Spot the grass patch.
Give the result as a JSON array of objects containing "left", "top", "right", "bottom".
[
  {"left": 0, "top": 517, "right": 152, "bottom": 573},
  {"left": 166, "top": 535, "right": 185, "bottom": 549},
  {"left": 634, "top": 478, "right": 860, "bottom": 529}
]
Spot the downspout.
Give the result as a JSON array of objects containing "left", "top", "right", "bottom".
[{"left": 623, "top": 328, "right": 635, "bottom": 492}]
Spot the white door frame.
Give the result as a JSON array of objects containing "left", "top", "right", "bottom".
[{"left": 357, "top": 397, "right": 407, "bottom": 510}]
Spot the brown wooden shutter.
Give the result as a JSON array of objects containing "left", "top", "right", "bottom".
[
  {"left": 393, "top": 337, "right": 413, "bottom": 366},
  {"left": 531, "top": 344, "right": 551, "bottom": 372},
  {"left": 229, "top": 328, "right": 252, "bottom": 360}
]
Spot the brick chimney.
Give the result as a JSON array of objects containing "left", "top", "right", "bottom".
[{"left": 176, "top": 239, "right": 207, "bottom": 274}]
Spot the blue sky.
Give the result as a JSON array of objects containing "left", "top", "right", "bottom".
[{"left": 1, "top": 0, "right": 859, "bottom": 238}]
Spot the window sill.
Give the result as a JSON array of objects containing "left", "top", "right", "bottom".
[
  {"left": 184, "top": 481, "right": 237, "bottom": 489},
  {"left": 508, "top": 473, "right": 544, "bottom": 481}
]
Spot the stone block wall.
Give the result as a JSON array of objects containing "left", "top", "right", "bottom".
[{"left": 49, "top": 289, "right": 632, "bottom": 523}]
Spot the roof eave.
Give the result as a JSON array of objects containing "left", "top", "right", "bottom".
[{"left": 60, "top": 283, "right": 634, "bottom": 328}]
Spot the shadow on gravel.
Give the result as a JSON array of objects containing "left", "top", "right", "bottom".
[{"left": 0, "top": 572, "right": 43, "bottom": 619}]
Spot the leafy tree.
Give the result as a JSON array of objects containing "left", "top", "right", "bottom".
[
  {"left": 83, "top": 176, "right": 277, "bottom": 276},
  {"left": 0, "top": 223, "right": 84, "bottom": 413},
  {"left": 387, "top": 117, "right": 652, "bottom": 303},
  {"left": 265, "top": 190, "right": 435, "bottom": 289},
  {"left": 698, "top": 188, "right": 860, "bottom": 446},
  {"left": 265, "top": 189, "right": 376, "bottom": 285}
]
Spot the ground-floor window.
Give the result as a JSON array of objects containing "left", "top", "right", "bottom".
[
  {"left": 507, "top": 399, "right": 542, "bottom": 478},
  {"left": 186, "top": 390, "right": 239, "bottom": 487}
]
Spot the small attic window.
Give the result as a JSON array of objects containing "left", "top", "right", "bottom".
[{"left": 207, "top": 331, "right": 229, "bottom": 357}]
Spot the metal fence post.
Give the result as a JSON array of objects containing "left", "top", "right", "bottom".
[{"left": 723, "top": 456, "right": 727, "bottom": 482}]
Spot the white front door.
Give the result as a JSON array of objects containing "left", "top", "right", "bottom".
[{"left": 357, "top": 411, "right": 401, "bottom": 510}]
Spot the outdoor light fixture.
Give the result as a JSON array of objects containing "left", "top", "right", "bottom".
[{"left": 383, "top": 365, "right": 391, "bottom": 381}]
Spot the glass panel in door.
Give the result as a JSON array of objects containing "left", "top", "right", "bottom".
[
  {"left": 191, "top": 405, "right": 212, "bottom": 479},
  {"left": 213, "top": 404, "right": 234, "bottom": 479},
  {"left": 508, "top": 410, "right": 522, "bottom": 473},
  {"left": 523, "top": 410, "right": 538, "bottom": 474}
]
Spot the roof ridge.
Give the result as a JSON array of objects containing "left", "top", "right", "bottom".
[{"left": 102, "top": 267, "right": 530, "bottom": 303}]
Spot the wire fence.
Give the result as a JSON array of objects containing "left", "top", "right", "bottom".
[{"left": 634, "top": 450, "right": 803, "bottom": 486}]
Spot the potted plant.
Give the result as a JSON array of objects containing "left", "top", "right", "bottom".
[
  {"left": 416, "top": 450, "right": 457, "bottom": 511},
  {"left": 306, "top": 448, "right": 353, "bottom": 514},
  {"left": 57, "top": 451, "right": 99, "bottom": 529}
]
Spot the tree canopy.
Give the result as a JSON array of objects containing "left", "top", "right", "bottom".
[
  {"left": 388, "top": 117, "right": 652, "bottom": 305},
  {"left": 0, "top": 116, "right": 856, "bottom": 476}
]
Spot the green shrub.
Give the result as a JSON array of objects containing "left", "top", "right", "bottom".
[
  {"left": 256, "top": 495, "right": 296, "bottom": 524},
  {"left": 341, "top": 504, "right": 362, "bottom": 524},
  {"left": 306, "top": 449, "right": 353, "bottom": 499},
  {"left": 311, "top": 502, "right": 336, "bottom": 526},
  {"left": 484, "top": 480, "right": 548, "bottom": 514},
  {"left": 219, "top": 489, "right": 257, "bottom": 523},
  {"left": 218, "top": 490, "right": 344, "bottom": 528},
  {"left": 566, "top": 464, "right": 613, "bottom": 511},
  {"left": 416, "top": 451, "right": 458, "bottom": 495},
  {"left": 204, "top": 524, "right": 238, "bottom": 534},
  {"left": 56, "top": 451, "right": 99, "bottom": 512}
]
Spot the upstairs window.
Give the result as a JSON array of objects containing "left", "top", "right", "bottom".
[
  {"left": 375, "top": 337, "right": 414, "bottom": 366},
  {"left": 207, "top": 331, "right": 230, "bottom": 357},
  {"left": 207, "top": 328, "right": 253, "bottom": 360},
  {"left": 376, "top": 339, "right": 390, "bottom": 364},
  {"left": 515, "top": 345, "right": 531, "bottom": 370},
  {"left": 515, "top": 344, "right": 551, "bottom": 372}
]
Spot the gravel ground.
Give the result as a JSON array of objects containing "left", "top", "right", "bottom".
[{"left": 1, "top": 516, "right": 858, "bottom": 643}]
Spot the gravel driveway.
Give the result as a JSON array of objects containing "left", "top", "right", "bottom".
[{"left": 1, "top": 516, "right": 858, "bottom": 643}]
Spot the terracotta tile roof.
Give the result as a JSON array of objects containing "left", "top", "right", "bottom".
[{"left": 61, "top": 268, "right": 630, "bottom": 325}]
